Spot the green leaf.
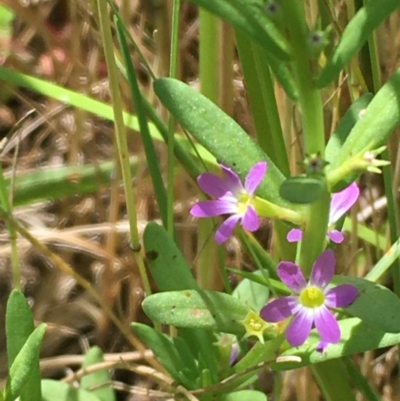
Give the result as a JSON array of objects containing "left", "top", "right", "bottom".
[
  {"left": 333, "top": 276, "right": 400, "bottom": 333},
  {"left": 131, "top": 323, "right": 196, "bottom": 389},
  {"left": 328, "top": 68, "right": 400, "bottom": 177},
  {"left": 81, "top": 347, "right": 116, "bottom": 401},
  {"left": 232, "top": 271, "right": 269, "bottom": 311},
  {"left": 142, "top": 290, "right": 249, "bottom": 336},
  {"left": 6, "top": 290, "right": 41, "bottom": 401},
  {"left": 317, "top": 0, "right": 400, "bottom": 87},
  {"left": 272, "top": 317, "right": 400, "bottom": 370},
  {"left": 41, "top": 380, "right": 101, "bottom": 401},
  {"left": 11, "top": 157, "right": 137, "bottom": 206},
  {"left": 154, "top": 78, "right": 291, "bottom": 208},
  {"left": 5, "top": 324, "right": 46, "bottom": 401},
  {"left": 187, "top": 0, "right": 290, "bottom": 60},
  {"left": 325, "top": 93, "right": 373, "bottom": 165},
  {"left": 221, "top": 390, "right": 267, "bottom": 401},
  {"left": 279, "top": 176, "right": 325, "bottom": 204},
  {"left": 143, "top": 222, "right": 199, "bottom": 291}
]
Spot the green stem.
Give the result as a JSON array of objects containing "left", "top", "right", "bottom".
[
  {"left": 0, "top": 164, "right": 19, "bottom": 290},
  {"left": 167, "top": 0, "right": 180, "bottom": 236},
  {"left": 96, "top": 0, "right": 152, "bottom": 297},
  {"left": 282, "top": 0, "right": 325, "bottom": 156},
  {"left": 299, "top": 189, "right": 330, "bottom": 275}
]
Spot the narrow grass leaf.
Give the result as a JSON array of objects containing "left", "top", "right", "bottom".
[
  {"left": 81, "top": 347, "right": 116, "bottom": 401},
  {"left": 0, "top": 66, "right": 202, "bottom": 181},
  {"left": 115, "top": 17, "right": 168, "bottom": 229},
  {"left": 187, "top": 0, "right": 290, "bottom": 60},
  {"left": 317, "top": 0, "right": 400, "bottom": 87},
  {"left": 154, "top": 77, "right": 291, "bottom": 208},
  {"left": 10, "top": 158, "right": 137, "bottom": 206},
  {"left": 5, "top": 323, "right": 46, "bottom": 401},
  {"left": 41, "top": 380, "right": 101, "bottom": 401},
  {"left": 5, "top": 290, "right": 41, "bottom": 401},
  {"left": 142, "top": 290, "right": 249, "bottom": 336}
]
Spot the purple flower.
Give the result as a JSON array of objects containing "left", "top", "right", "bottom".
[
  {"left": 190, "top": 162, "right": 267, "bottom": 244},
  {"left": 260, "top": 249, "right": 358, "bottom": 350},
  {"left": 287, "top": 182, "right": 360, "bottom": 244}
]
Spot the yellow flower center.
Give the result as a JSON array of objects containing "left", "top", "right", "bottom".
[
  {"left": 237, "top": 191, "right": 251, "bottom": 214},
  {"left": 299, "top": 286, "right": 325, "bottom": 308}
]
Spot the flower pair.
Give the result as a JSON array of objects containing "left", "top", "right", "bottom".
[{"left": 191, "top": 163, "right": 359, "bottom": 244}]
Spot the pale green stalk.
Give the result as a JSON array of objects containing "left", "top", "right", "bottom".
[
  {"left": 167, "top": 0, "right": 180, "bottom": 236},
  {"left": 0, "top": 165, "right": 19, "bottom": 290},
  {"left": 282, "top": 0, "right": 328, "bottom": 274},
  {"left": 197, "top": 9, "right": 221, "bottom": 290},
  {"left": 96, "top": 0, "right": 152, "bottom": 297},
  {"left": 282, "top": 2, "right": 353, "bottom": 400}
]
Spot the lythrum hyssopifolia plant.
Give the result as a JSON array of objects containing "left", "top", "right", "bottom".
[{"left": 1, "top": 0, "right": 400, "bottom": 400}]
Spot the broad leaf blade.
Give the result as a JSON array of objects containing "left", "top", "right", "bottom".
[
  {"left": 143, "top": 222, "right": 199, "bottom": 291},
  {"left": 41, "top": 380, "right": 101, "bottom": 401},
  {"left": 5, "top": 324, "right": 46, "bottom": 401},
  {"left": 272, "top": 317, "right": 400, "bottom": 370},
  {"left": 131, "top": 323, "right": 195, "bottom": 389},
  {"left": 333, "top": 276, "right": 400, "bottom": 333},
  {"left": 142, "top": 290, "right": 249, "bottom": 336},
  {"left": 81, "top": 347, "right": 116, "bottom": 401},
  {"left": 5, "top": 290, "right": 41, "bottom": 401},
  {"left": 154, "top": 78, "right": 290, "bottom": 208}
]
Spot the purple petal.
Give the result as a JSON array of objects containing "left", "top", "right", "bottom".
[
  {"left": 310, "top": 249, "right": 335, "bottom": 289},
  {"left": 329, "top": 182, "right": 360, "bottom": 225},
  {"left": 241, "top": 206, "right": 260, "bottom": 232},
  {"left": 244, "top": 161, "right": 267, "bottom": 195},
  {"left": 190, "top": 200, "right": 237, "bottom": 218},
  {"left": 316, "top": 341, "right": 329, "bottom": 353},
  {"left": 260, "top": 296, "right": 299, "bottom": 322},
  {"left": 327, "top": 230, "right": 344, "bottom": 244},
  {"left": 277, "top": 262, "right": 307, "bottom": 292},
  {"left": 221, "top": 165, "right": 243, "bottom": 194},
  {"left": 314, "top": 306, "right": 340, "bottom": 344},
  {"left": 325, "top": 284, "right": 358, "bottom": 308},
  {"left": 286, "top": 308, "right": 314, "bottom": 347},
  {"left": 286, "top": 229, "right": 303, "bottom": 242},
  {"left": 215, "top": 214, "right": 241, "bottom": 244},
  {"left": 197, "top": 172, "right": 234, "bottom": 198}
]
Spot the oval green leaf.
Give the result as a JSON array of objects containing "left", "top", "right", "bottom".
[
  {"left": 232, "top": 271, "right": 269, "bottom": 312},
  {"left": 41, "top": 380, "right": 101, "bottom": 401},
  {"left": 279, "top": 176, "right": 325, "bottom": 204},
  {"left": 154, "top": 78, "right": 291, "bottom": 208},
  {"left": 221, "top": 390, "right": 267, "bottom": 401},
  {"left": 142, "top": 290, "right": 250, "bottom": 336},
  {"left": 131, "top": 323, "right": 195, "bottom": 388},
  {"left": 81, "top": 347, "right": 116, "bottom": 401},
  {"left": 143, "top": 222, "right": 199, "bottom": 291},
  {"left": 332, "top": 275, "right": 400, "bottom": 333},
  {"left": 5, "top": 324, "right": 47, "bottom": 401}
]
